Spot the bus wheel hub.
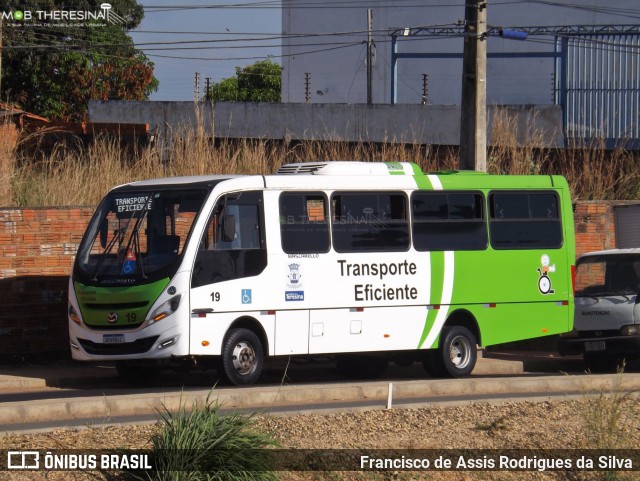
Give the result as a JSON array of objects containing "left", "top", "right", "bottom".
[{"left": 232, "top": 342, "right": 255, "bottom": 373}]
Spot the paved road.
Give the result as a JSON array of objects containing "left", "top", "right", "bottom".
[{"left": 1, "top": 352, "right": 639, "bottom": 433}]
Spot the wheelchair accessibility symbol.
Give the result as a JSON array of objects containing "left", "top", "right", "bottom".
[{"left": 241, "top": 289, "right": 252, "bottom": 304}]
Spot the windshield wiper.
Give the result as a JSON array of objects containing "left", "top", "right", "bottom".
[
  {"left": 581, "top": 290, "right": 632, "bottom": 301},
  {"left": 121, "top": 194, "right": 153, "bottom": 279},
  {"left": 132, "top": 227, "right": 146, "bottom": 279},
  {"left": 92, "top": 228, "right": 124, "bottom": 281},
  {"left": 610, "top": 290, "right": 632, "bottom": 301}
]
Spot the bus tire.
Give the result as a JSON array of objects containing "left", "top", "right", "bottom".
[
  {"left": 220, "top": 328, "right": 264, "bottom": 386},
  {"left": 421, "top": 350, "right": 444, "bottom": 377},
  {"left": 432, "top": 326, "right": 477, "bottom": 378}
]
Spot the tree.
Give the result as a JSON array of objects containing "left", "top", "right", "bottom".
[
  {"left": 0, "top": 0, "right": 158, "bottom": 121},
  {"left": 206, "top": 59, "right": 281, "bottom": 103}
]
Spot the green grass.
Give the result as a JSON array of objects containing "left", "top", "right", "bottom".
[{"left": 129, "top": 394, "right": 279, "bottom": 481}]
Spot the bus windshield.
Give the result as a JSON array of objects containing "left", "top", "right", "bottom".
[{"left": 75, "top": 189, "right": 208, "bottom": 283}]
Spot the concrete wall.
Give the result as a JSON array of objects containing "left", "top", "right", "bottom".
[
  {"left": 88, "top": 101, "right": 565, "bottom": 148},
  {"left": 1, "top": 201, "right": 637, "bottom": 361}
]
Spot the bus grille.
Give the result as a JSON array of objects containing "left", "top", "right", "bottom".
[
  {"left": 77, "top": 336, "right": 159, "bottom": 355},
  {"left": 85, "top": 302, "right": 149, "bottom": 310}
]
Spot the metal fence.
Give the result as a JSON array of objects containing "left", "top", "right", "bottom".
[{"left": 559, "top": 34, "right": 640, "bottom": 149}]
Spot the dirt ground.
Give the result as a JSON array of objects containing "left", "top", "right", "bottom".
[{"left": 2, "top": 393, "right": 640, "bottom": 481}]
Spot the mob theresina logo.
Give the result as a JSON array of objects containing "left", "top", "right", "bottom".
[{"left": 2, "top": 3, "right": 126, "bottom": 25}]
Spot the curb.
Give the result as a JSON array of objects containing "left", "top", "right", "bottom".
[{"left": 1, "top": 372, "right": 639, "bottom": 427}]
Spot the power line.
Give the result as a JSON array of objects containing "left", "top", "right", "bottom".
[
  {"left": 146, "top": 42, "right": 362, "bottom": 61},
  {"left": 138, "top": 0, "right": 640, "bottom": 17}
]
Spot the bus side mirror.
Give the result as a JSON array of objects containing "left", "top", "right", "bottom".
[
  {"left": 222, "top": 215, "right": 236, "bottom": 242},
  {"left": 99, "top": 219, "right": 108, "bottom": 248}
]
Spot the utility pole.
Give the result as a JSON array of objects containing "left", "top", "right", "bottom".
[
  {"left": 194, "top": 72, "right": 201, "bottom": 102},
  {"left": 366, "top": 8, "right": 373, "bottom": 105},
  {"left": 422, "top": 74, "right": 428, "bottom": 104},
  {"left": 304, "top": 73, "right": 311, "bottom": 103},
  {"left": 0, "top": 17, "right": 3, "bottom": 100},
  {"left": 459, "top": 0, "right": 487, "bottom": 171},
  {"left": 205, "top": 77, "right": 211, "bottom": 101}
]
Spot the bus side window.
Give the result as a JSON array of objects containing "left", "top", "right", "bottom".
[
  {"left": 279, "top": 192, "right": 330, "bottom": 254},
  {"left": 332, "top": 192, "right": 409, "bottom": 253},
  {"left": 489, "top": 191, "right": 563, "bottom": 249},
  {"left": 412, "top": 192, "right": 487, "bottom": 251},
  {"left": 192, "top": 192, "right": 267, "bottom": 288}
]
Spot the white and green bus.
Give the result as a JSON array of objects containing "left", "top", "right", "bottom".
[{"left": 69, "top": 161, "right": 576, "bottom": 385}]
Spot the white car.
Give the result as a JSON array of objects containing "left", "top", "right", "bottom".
[{"left": 558, "top": 248, "right": 640, "bottom": 372}]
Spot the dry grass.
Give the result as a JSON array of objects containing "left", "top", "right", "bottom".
[
  {"left": 554, "top": 140, "right": 640, "bottom": 201},
  {"left": 1, "top": 110, "right": 638, "bottom": 207}
]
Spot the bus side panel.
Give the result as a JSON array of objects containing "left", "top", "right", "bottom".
[
  {"left": 454, "top": 249, "right": 573, "bottom": 347},
  {"left": 275, "top": 310, "right": 309, "bottom": 355},
  {"left": 308, "top": 306, "right": 429, "bottom": 354},
  {"left": 189, "top": 310, "right": 275, "bottom": 356}
]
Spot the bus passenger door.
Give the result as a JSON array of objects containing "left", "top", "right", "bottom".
[
  {"left": 274, "top": 310, "right": 309, "bottom": 355},
  {"left": 189, "top": 191, "right": 269, "bottom": 355}
]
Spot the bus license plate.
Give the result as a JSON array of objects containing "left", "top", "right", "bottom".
[
  {"left": 103, "top": 334, "right": 125, "bottom": 344},
  {"left": 585, "top": 341, "right": 605, "bottom": 352}
]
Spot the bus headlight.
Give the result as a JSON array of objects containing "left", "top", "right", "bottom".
[
  {"left": 621, "top": 325, "right": 640, "bottom": 336},
  {"left": 69, "top": 305, "right": 82, "bottom": 325},
  {"left": 148, "top": 295, "right": 181, "bottom": 324}
]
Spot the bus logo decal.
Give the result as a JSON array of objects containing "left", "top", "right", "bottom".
[
  {"left": 241, "top": 289, "right": 252, "bottom": 304},
  {"left": 537, "top": 254, "right": 556, "bottom": 295},
  {"left": 107, "top": 312, "right": 118, "bottom": 323},
  {"left": 287, "top": 263, "right": 303, "bottom": 288},
  {"left": 285, "top": 291, "right": 305, "bottom": 302}
]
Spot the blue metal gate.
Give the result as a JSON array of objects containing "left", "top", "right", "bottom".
[{"left": 559, "top": 34, "right": 640, "bottom": 149}]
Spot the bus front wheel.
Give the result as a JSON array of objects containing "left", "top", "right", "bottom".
[
  {"left": 220, "top": 328, "right": 264, "bottom": 386},
  {"left": 429, "top": 326, "right": 477, "bottom": 378}
]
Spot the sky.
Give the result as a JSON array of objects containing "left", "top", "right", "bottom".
[{"left": 130, "top": 1, "right": 282, "bottom": 101}]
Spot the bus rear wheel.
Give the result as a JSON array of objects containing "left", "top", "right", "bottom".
[
  {"left": 220, "top": 328, "right": 264, "bottom": 386},
  {"left": 428, "top": 326, "right": 477, "bottom": 378}
]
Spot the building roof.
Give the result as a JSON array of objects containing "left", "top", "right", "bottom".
[{"left": 0, "top": 102, "right": 49, "bottom": 122}]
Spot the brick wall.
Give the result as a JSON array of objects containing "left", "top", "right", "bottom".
[
  {"left": 0, "top": 207, "right": 94, "bottom": 361},
  {"left": 574, "top": 201, "right": 617, "bottom": 259},
  {"left": 0, "top": 201, "right": 637, "bottom": 361}
]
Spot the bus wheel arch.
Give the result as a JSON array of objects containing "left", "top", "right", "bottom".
[
  {"left": 225, "top": 316, "right": 270, "bottom": 355},
  {"left": 219, "top": 317, "right": 267, "bottom": 386},
  {"left": 423, "top": 310, "right": 480, "bottom": 378},
  {"left": 444, "top": 309, "right": 481, "bottom": 348}
]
